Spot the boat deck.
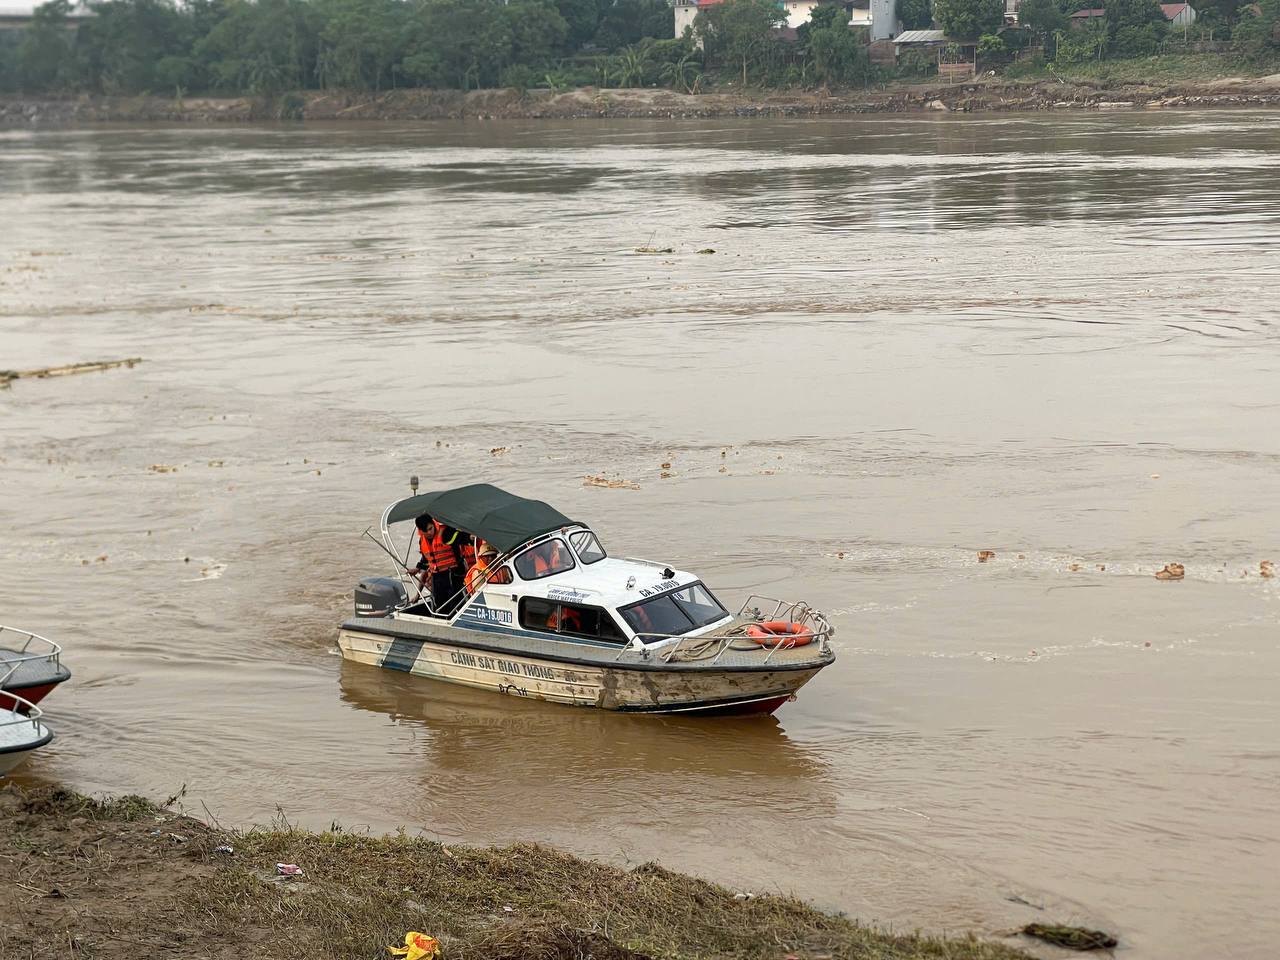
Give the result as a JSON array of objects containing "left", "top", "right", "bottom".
[
  {"left": 0, "top": 648, "right": 70, "bottom": 690},
  {"left": 0, "top": 708, "right": 50, "bottom": 751}
]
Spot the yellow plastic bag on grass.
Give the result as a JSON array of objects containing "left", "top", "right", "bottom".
[{"left": 388, "top": 931, "right": 441, "bottom": 960}]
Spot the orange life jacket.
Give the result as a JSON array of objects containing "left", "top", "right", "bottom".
[
  {"left": 533, "top": 544, "right": 563, "bottom": 576},
  {"left": 418, "top": 526, "right": 460, "bottom": 573},
  {"left": 465, "top": 556, "right": 490, "bottom": 593},
  {"left": 548, "top": 605, "right": 583, "bottom": 633}
]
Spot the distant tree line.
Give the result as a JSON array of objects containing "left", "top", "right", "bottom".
[
  {"left": 3, "top": 0, "right": 1275, "bottom": 97},
  {"left": 0, "top": 0, "right": 675, "bottom": 94},
  {"left": 1, "top": 0, "right": 892, "bottom": 95}
]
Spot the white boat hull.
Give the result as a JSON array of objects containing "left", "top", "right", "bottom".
[
  {"left": 338, "top": 628, "right": 823, "bottom": 714},
  {"left": 0, "top": 706, "right": 52, "bottom": 775}
]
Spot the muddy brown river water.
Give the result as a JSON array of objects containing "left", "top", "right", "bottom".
[{"left": 2, "top": 113, "right": 1279, "bottom": 959}]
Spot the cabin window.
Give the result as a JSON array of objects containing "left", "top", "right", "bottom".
[
  {"left": 519, "top": 598, "right": 626, "bottom": 643},
  {"left": 619, "top": 581, "right": 729, "bottom": 639},
  {"left": 569, "top": 531, "right": 606, "bottom": 565},
  {"left": 514, "top": 538, "right": 575, "bottom": 581},
  {"left": 486, "top": 564, "right": 513, "bottom": 586},
  {"left": 670, "top": 583, "right": 729, "bottom": 628}
]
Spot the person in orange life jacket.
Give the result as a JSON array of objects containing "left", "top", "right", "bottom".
[
  {"left": 465, "top": 542, "right": 497, "bottom": 593},
  {"left": 547, "top": 604, "right": 583, "bottom": 633},
  {"left": 414, "top": 515, "right": 465, "bottom": 616},
  {"left": 531, "top": 540, "right": 568, "bottom": 577}
]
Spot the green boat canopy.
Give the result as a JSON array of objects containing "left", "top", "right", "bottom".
[{"left": 384, "top": 483, "right": 578, "bottom": 554}]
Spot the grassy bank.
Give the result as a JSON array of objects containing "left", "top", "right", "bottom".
[
  {"left": 0, "top": 784, "right": 1033, "bottom": 960},
  {"left": 6, "top": 68, "right": 1280, "bottom": 128},
  {"left": 1004, "top": 52, "right": 1280, "bottom": 85}
]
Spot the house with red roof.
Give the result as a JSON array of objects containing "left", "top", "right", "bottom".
[
  {"left": 1159, "top": 2, "right": 1197, "bottom": 24},
  {"left": 1068, "top": 2, "right": 1197, "bottom": 26}
]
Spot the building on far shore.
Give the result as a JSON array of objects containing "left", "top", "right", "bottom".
[
  {"left": 1159, "top": 2, "right": 1197, "bottom": 24},
  {"left": 0, "top": 0, "right": 93, "bottom": 30},
  {"left": 893, "top": 28, "right": 977, "bottom": 77},
  {"left": 1068, "top": 2, "right": 1197, "bottom": 25},
  {"left": 675, "top": 0, "right": 899, "bottom": 41}
]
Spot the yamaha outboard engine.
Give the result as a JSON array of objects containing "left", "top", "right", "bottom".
[{"left": 354, "top": 576, "right": 408, "bottom": 618}]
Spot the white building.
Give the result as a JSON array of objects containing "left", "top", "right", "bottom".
[
  {"left": 0, "top": 0, "right": 93, "bottom": 30},
  {"left": 676, "top": 0, "right": 899, "bottom": 40},
  {"left": 781, "top": 0, "right": 823, "bottom": 27},
  {"left": 675, "top": 0, "right": 716, "bottom": 37}
]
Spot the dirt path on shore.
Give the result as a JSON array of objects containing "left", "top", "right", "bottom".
[{"left": 5, "top": 74, "right": 1280, "bottom": 126}]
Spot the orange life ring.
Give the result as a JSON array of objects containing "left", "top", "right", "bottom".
[{"left": 746, "top": 620, "right": 813, "bottom": 649}]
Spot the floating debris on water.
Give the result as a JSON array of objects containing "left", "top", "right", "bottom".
[
  {"left": 149, "top": 464, "right": 178, "bottom": 473},
  {"left": 1154, "top": 563, "right": 1185, "bottom": 581},
  {"left": 583, "top": 474, "right": 640, "bottom": 490},
  {"left": 1021, "top": 923, "right": 1118, "bottom": 951},
  {"left": 977, "top": 550, "right": 995, "bottom": 563},
  {"left": 634, "top": 246, "right": 673, "bottom": 254},
  {"left": 0, "top": 357, "right": 143, "bottom": 388},
  {"left": 1261, "top": 560, "right": 1274, "bottom": 579},
  {"left": 697, "top": 248, "right": 716, "bottom": 254},
  {"left": 490, "top": 447, "right": 510, "bottom": 456}
]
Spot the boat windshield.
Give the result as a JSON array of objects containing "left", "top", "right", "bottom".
[
  {"left": 569, "top": 530, "right": 606, "bottom": 565},
  {"left": 619, "top": 583, "right": 729, "bottom": 639}
]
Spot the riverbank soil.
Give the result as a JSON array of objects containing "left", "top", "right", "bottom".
[
  {"left": 0, "top": 786, "right": 1032, "bottom": 960},
  {"left": 4, "top": 68, "right": 1280, "bottom": 126}
]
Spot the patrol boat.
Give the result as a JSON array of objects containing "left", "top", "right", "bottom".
[
  {"left": 0, "top": 624, "right": 70, "bottom": 712},
  {"left": 337, "top": 483, "right": 835, "bottom": 715}
]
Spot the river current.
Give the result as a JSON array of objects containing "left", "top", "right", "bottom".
[{"left": 2, "top": 113, "right": 1278, "bottom": 959}]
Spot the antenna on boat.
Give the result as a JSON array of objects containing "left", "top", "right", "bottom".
[
  {"left": 363, "top": 527, "right": 411, "bottom": 571},
  {"left": 409, "top": 475, "right": 419, "bottom": 494}
]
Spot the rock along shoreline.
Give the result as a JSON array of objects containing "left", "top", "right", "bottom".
[{"left": 5, "top": 74, "right": 1280, "bottom": 127}]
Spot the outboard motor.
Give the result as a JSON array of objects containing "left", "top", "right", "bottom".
[{"left": 354, "top": 576, "right": 408, "bottom": 618}]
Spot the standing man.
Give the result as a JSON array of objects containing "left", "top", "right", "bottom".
[{"left": 415, "top": 514, "right": 465, "bottom": 616}]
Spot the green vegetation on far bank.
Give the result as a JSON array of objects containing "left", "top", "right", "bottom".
[
  {"left": 0, "top": 784, "right": 1036, "bottom": 960},
  {"left": 4, "top": 0, "right": 1278, "bottom": 106},
  {"left": 1004, "top": 50, "right": 1280, "bottom": 83}
]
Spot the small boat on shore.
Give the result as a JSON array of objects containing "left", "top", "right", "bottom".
[
  {"left": 338, "top": 483, "right": 835, "bottom": 715},
  {"left": 0, "top": 624, "right": 71, "bottom": 712},
  {"left": 0, "top": 692, "right": 53, "bottom": 776}
]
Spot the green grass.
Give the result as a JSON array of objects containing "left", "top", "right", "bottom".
[
  {"left": 193, "top": 828, "right": 1035, "bottom": 959},
  {"left": 1003, "top": 52, "right": 1280, "bottom": 85}
]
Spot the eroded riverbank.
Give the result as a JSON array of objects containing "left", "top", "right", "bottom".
[
  {"left": 5, "top": 73, "right": 1280, "bottom": 126},
  {"left": 0, "top": 784, "right": 1035, "bottom": 960}
]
